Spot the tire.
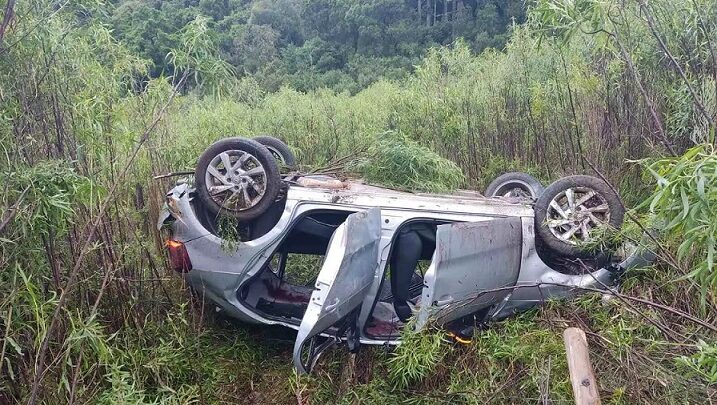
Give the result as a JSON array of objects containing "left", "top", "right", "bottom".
[
  {"left": 485, "top": 172, "right": 544, "bottom": 199},
  {"left": 253, "top": 135, "right": 297, "bottom": 170},
  {"left": 534, "top": 175, "right": 624, "bottom": 258},
  {"left": 195, "top": 137, "right": 282, "bottom": 221},
  {"left": 535, "top": 236, "right": 612, "bottom": 275}
]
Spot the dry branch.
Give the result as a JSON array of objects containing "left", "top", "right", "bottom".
[
  {"left": 438, "top": 281, "right": 717, "bottom": 334},
  {"left": 152, "top": 170, "right": 195, "bottom": 180}
]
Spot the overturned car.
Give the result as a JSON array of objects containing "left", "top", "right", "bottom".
[{"left": 158, "top": 136, "right": 651, "bottom": 373}]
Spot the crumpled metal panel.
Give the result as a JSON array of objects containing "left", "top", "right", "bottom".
[
  {"left": 489, "top": 217, "right": 657, "bottom": 320},
  {"left": 416, "top": 217, "right": 523, "bottom": 329},
  {"left": 293, "top": 208, "right": 381, "bottom": 372}
]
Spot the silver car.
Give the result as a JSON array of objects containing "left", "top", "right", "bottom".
[{"left": 158, "top": 136, "right": 651, "bottom": 373}]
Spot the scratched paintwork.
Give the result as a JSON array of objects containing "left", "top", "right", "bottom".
[{"left": 286, "top": 180, "right": 535, "bottom": 218}]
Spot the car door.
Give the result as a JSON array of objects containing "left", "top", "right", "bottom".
[
  {"left": 416, "top": 217, "right": 523, "bottom": 329},
  {"left": 293, "top": 208, "right": 381, "bottom": 373}
]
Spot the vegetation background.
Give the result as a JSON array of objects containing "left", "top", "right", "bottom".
[{"left": 1, "top": 0, "right": 716, "bottom": 403}]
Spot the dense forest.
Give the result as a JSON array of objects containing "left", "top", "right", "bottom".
[
  {"left": 107, "top": 0, "right": 525, "bottom": 92},
  {"left": 1, "top": 0, "right": 717, "bottom": 403}
]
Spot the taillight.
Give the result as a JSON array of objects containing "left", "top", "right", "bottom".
[{"left": 166, "top": 240, "right": 192, "bottom": 273}]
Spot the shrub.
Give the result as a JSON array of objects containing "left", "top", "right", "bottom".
[
  {"left": 357, "top": 131, "right": 466, "bottom": 193},
  {"left": 640, "top": 144, "right": 717, "bottom": 300}
]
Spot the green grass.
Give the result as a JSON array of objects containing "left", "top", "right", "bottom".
[{"left": 95, "top": 280, "right": 708, "bottom": 405}]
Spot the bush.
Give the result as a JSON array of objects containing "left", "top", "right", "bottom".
[
  {"left": 357, "top": 131, "right": 466, "bottom": 193},
  {"left": 640, "top": 144, "right": 717, "bottom": 300}
]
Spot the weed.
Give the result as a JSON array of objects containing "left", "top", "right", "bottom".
[
  {"left": 388, "top": 322, "right": 447, "bottom": 389},
  {"left": 677, "top": 340, "right": 717, "bottom": 385}
]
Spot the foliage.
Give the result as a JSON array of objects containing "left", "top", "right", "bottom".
[
  {"left": 104, "top": 0, "right": 527, "bottom": 92},
  {"left": 530, "top": 0, "right": 607, "bottom": 43},
  {"left": 357, "top": 131, "right": 466, "bottom": 192},
  {"left": 2, "top": 161, "right": 93, "bottom": 238},
  {"left": 281, "top": 254, "right": 324, "bottom": 287},
  {"left": 641, "top": 145, "right": 717, "bottom": 299},
  {"left": 217, "top": 213, "right": 241, "bottom": 252},
  {"left": 168, "top": 15, "right": 235, "bottom": 95},
  {"left": 678, "top": 340, "right": 717, "bottom": 385},
  {"left": 388, "top": 323, "right": 447, "bottom": 389}
]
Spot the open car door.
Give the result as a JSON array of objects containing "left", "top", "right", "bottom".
[
  {"left": 293, "top": 208, "right": 381, "bottom": 373},
  {"left": 416, "top": 217, "right": 523, "bottom": 329}
]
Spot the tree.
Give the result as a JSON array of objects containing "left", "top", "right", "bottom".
[{"left": 233, "top": 23, "right": 280, "bottom": 74}]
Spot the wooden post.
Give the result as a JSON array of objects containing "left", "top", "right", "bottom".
[{"left": 563, "top": 328, "right": 601, "bottom": 405}]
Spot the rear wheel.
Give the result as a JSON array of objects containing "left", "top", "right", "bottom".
[
  {"left": 534, "top": 175, "right": 624, "bottom": 258},
  {"left": 254, "top": 135, "right": 297, "bottom": 170},
  {"left": 195, "top": 137, "right": 281, "bottom": 221},
  {"left": 485, "top": 172, "right": 544, "bottom": 200}
]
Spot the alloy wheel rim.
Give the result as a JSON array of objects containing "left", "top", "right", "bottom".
[
  {"left": 264, "top": 146, "right": 286, "bottom": 164},
  {"left": 204, "top": 150, "right": 267, "bottom": 211},
  {"left": 502, "top": 187, "right": 532, "bottom": 199},
  {"left": 546, "top": 186, "right": 610, "bottom": 245},
  {"left": 496, "top": 180, "right": 534, "bottom": 199}
]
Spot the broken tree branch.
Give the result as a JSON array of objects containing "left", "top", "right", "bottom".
[
  {"left": 579, "top": 260, "right": 685, "bottom": 342},
  {"left": 437, "top": 282, "right": 717, "bottom": 334}
]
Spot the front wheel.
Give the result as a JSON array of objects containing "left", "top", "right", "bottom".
[
  {"left": 195, "top": 137, "right": 282, "bottom": 221},
  {"left": 534, "top": 175, "right": 625, "bottom": 258}
]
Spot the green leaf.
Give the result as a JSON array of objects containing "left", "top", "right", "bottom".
[
  {"left": 677, "top": 237, "right": 695, "bottom": 260},
  {"left": 680, "top": 187, "right": 690, "bottom": 220},
  {"left": 646, "top": 166, "right": 667, "bottom": 187},
  {"left": 683, "top": 145, "right": 703, "bottom": 161},
  {"left": 6, "top": 336, "right": 23, "bottom": 356},
  {"left": 696, "top": 173, "right": 706, "bottom": 200}
]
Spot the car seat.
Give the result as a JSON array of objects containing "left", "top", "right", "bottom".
[{"left": 390, "top": 223, "right": 436, "bottom": 321}]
